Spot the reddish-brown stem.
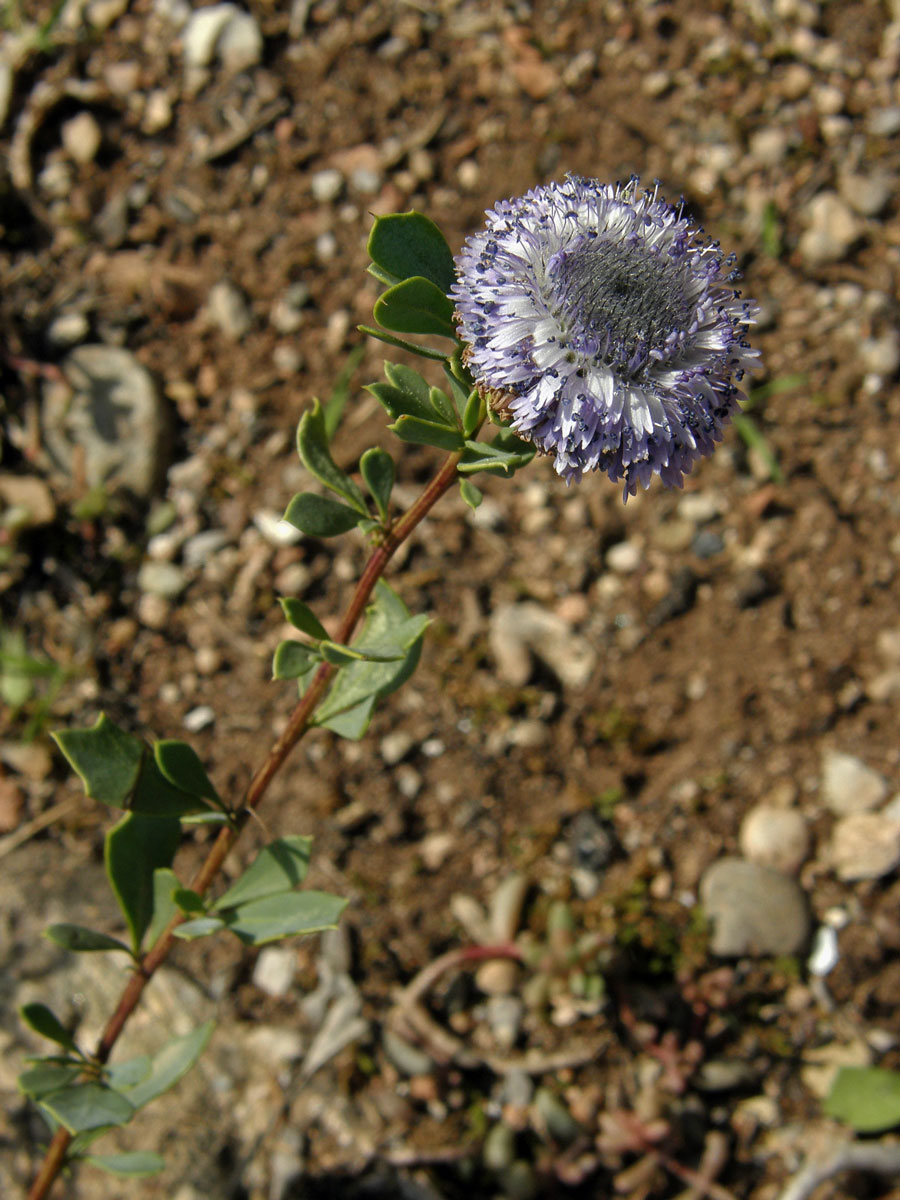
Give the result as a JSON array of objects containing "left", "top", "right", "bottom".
[{"left": 27, "top": 449, "right": 464, "bottom": 1200}]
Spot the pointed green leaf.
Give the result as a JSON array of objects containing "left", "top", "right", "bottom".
[
  {"left": 144, "top": 868, "right": 180, "bottom": 949},
  {"left": 19, "top": 1063, "right": 84, "bottom": 1100},
  {"left": 119, "top": 1021, "right": 215, "bottom": 1111},
  {"left": 316, "top": 697, "right": 376, "bottom": 740},
  {"left": 40, "top": 1083, "right": 134, "bottom": 1133},
  {"left": 384, "top": 361, "right": 433, "bottom": 406},
  {"left": 374, "top": 277, "right": 456, "bottom": 339},
  {"left": 105, "top": 1056, "right": 152, "bottom": 1091},
  {"left": 213, "top": 836, "right": 312, "bottom": 912},
  {"left": 280, "top": 598, "right": 329, "bottom": 641},
  {"left": 154, "top": 741, "right": 221, "bottom": 807},
  {"left": 130, "top": 753, "right": 215, "bottom": 819},
  {"left": 273, "top": 640, "right": 320, "bottom": 681},
  {"left": 319, "top": 641, "right": 366, "bottom": 667},
  {"left": 359, "top": 447, "right": 394, "bottom": 520},
  {"left": 825, "top": 1067, "right": 900, "bottom": 1133},
  {"left": 314, "top": 581, "right": 428, "bottom": 739},
  {"left": 428, "top": 385, "right": 457, "bottom": 427},
  {"left": 389, "top": 415, "right": 465, "bottom": 452},
  {"left": 462, "top": 388, "right": 483, "bottom": 438},
  {"left": 20, "top": 1004, "right": 79, "bottom": 1053},
  {"left": 458, "top": 432, "right": 536, "bottom": 476},
  {"left": 44, "top": 925, "right": 131, "bottom": 956},
  {"left": 459, "top": 480, "right": 483, "bottom": 510},
  {"left": 358, "top": 325, "right": 450, "bottom": 362},
  {"left": 172, "top": 916, "right": 225, "bottom": 940},
  {"left": 82, "top": 1151, "right": 165, "bottom": 1178},
  {"left": 283, "top": 492, "right": 365, "bottom": 538},
  {"left": 52, "top": 714, "right": 143, "bottom": 808},
  {"left": 367, "top": 382, "right": 437, "bottom": 424},
  {"left": 367, "top": 211, "right": 456, "bottom": 292},
  {"left": 296, "top": 399, "right": 367, "bottom": 512},
  {"left": 224, "top": 890, "right": 347, "bottom": 946},
  {"left": 105, "top": 813, "right": 182, "bottom": 954}
]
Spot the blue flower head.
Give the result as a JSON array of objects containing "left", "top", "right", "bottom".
[{"left": 452, "top": 176, "right": 761, "bottom": 499}]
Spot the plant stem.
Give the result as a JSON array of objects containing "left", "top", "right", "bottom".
[{"left": 27, "top": 449, "right": 464, "bottom": 1200}]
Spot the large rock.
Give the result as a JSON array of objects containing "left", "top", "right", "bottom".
[
  {"left": 42, "top": 344, "right": 172, "bottom": 499},
  {"left": 699, "top": 857, "right": 810, "bottom": 957}
]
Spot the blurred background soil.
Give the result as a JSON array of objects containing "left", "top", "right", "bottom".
[{"left": 2, "top": 1, "right": 900, "bottom": 1197}]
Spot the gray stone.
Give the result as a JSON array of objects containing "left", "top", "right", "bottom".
[
  {"left": 868, "top": 106, "right": 900, "bottom": 137},
  {"left": 42, "top": 344, "right": 171, "bottom": 498},
  {"left": 699, "top": 857, "right": 810, "bottom": 957},
  {"left": 138, "top": 560, "right": 187, "bottom": 598},
  {"left": 821, "top": 750, "right": 889, "bottom": 815},
  {"left": 840, "top": 171, "right": 893, "bottom": 218},
  {"left": 47, "top": 311, "right": 90, "bottom": 347},
  {"left": 489, "top": 602, "right": 595, "bottom": 689},
  {"left": 252, "top": 946, "right": 296, "bottom": 997},
  {"left": 182, "top": 3, "right": 262, "bottom": 73}
]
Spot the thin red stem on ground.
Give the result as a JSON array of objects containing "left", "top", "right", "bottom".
[{"left": 27, "top": 448, "right": 464, "bottom": 1200}]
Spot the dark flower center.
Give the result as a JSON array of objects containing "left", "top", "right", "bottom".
[{"left": 554, "top": 238, "right": 692, "bottom": 367}]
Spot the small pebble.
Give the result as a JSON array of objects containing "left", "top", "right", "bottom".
[
  {"left": 138, "top": 560, "right": 187, "bottom": 598},
  {"left": 739, "top": 804, "right": 810, "bottom": 875},
  {"left": 252, "top": 946, "right": 296, "bottom": 997},
  {"left": 799, "top": 192, "right": 860, "bottom": 268},
  {"left": 61, "top": 111, "right": 102, "bottom": 164},
  {"left": 830, "top": 813, "right": 900, "bottom": 882},
  {"left": 206, "top": 280, "right": 252, "bottom": 340},
  {"left": 821, "top": 749, "right": 889, "bottom": 815},
  {"left": 183, "top": 705, "right": 215, "bottom": 732},
  {"left": 606, "top": 539, "right": 642, "bottom": 573},
  {"left": 310, "top": 168, "right": 344, "bottom": 203},
  {"left": 47, "top": 311, "right": 89, "bottom": 347},
  {"left": 380, "top": 730, "right": 414, "bottom": 764}
]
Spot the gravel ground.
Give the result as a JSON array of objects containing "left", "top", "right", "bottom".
[{"left": 2, "top": 1, "right": 900, "bottom": 1198}]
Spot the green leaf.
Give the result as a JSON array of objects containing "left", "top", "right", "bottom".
[
  {"left": 360, "top": 447, "right": 394, "bottom": 520},
  {"left": 19, "top": 1063, "right": 83, "bottom": 1100},
  {"left": 53, "top": 714, "right": 143, "bottom": 808},
  {"left": 374, "top": 277, "right": 456, "bottom": 339},
  {"left": 458, "top": 431, "right": 536, "bottom": 476},
  {"left": 105, "top": 1056, "right": 152, "bottom": 1091},
  {"left": 213, "top": 835, "right": 312, "bottom": 911},
  {"left": 82, "top": 1151, "right": 165, "bottom": 1178},
  {"left": 389, "top": 415, "right": 465, "bottom": 452},
  {"left": 224, "top": 890, "right": 348, "bottom": 946},
  {"left": 320, "top": 640, "right": 405, "bottom": 667},
  {"left": 273, "top": 640, "right": 320, "bottom": 681},
  {"left": 461, "top": 387, "right": 483, "bottom": 438},
  {"left": 20, "top": 1003, "right": 79, "bottom": 1053},
  {"left": 40, "top": 1083, "right": 134, "bottom": 1133},
  {"left": 314, "top": 580, "right": 428, "bottom": 740},
  {"left": 154, "top": 741, "right": 221, "bottom": 808},
  {"left": 119, "top": 1021, "right": 215, "bottom": 1111},
  {"left": 825, "top": 1067, "right": 900, "bottom": 1133},
  {"left": 283, "top": 492, "right": 365, "bottom": 538},
  {"left": 428, "top": 385, "right": 457, "bottom": 427},
  {"left": 129, "top": 754, "right": 215, "bottom": 819},
  {"left": 172, "top": 916, "right": 225, "bottom": 940},
  {"left": 173, "top": 888, "right": 206, "bottom": 914},
  {"left": 280, "top": 598, "right": 329, "bottom": 641},
  {"left": 459, "top": 480, "right": 483, "bottom": 510},
  {"left": 105, "top": 813, "right": 182, "bottom": 954},
  {"left": 296, "top": 399, "right": 368, "bottom": 512},
  {"left": 367, "top": 211, "right": 456, "bottom": 293},
  {"left": 358, "top": 325, "right": 450, "bottom": 362},
  {"left": 144, "top": 867, "right": 180, "bottom": 949},
  {"left": 368, "top": 383, "right": 437, "bottom": 424},
  {"left": 319, "top": 641, "right": 367, "bottom": 666},
  {"left": 44, "top": 925, "right": 131, "bottom": 956}
]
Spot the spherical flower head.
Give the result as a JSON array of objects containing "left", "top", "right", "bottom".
[{"left": 452, "top": 176, "right": 761, "bottom": 499}]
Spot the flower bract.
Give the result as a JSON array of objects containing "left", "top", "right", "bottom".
[{"left": 452, "top": 176, "right": 760, "bottom": 498}]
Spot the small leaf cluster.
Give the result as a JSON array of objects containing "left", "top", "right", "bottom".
[
  {"left": 20, "top": 718, "right": 345, "bottom": 1178},
  {"left": 518, "top": 900, "right": 610, "bottom": 1015}
]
